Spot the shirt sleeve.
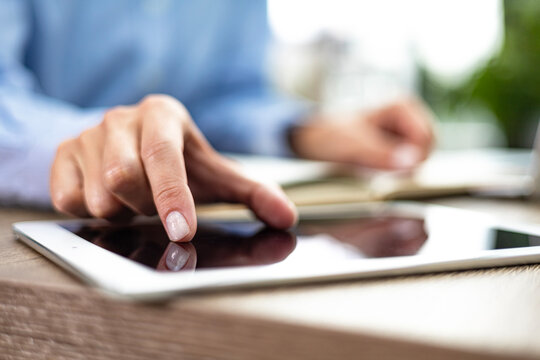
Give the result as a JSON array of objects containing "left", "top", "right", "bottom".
[
  {"left": 186, "top": 1, "right": 313, "bottom": 157},
  {"left": 0, "top": 0, "right": 103, "bottom": 207}
]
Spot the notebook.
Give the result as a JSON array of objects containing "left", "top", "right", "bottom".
[{"left": 227, "top": 147, "right": 534, "bottom": 206}]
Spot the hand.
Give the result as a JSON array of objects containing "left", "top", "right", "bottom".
[
  {"left": 290, "top": 98, "right": 434, "bottom": 170},
  {"left": 50, "top": 95, "right": 297, "bottom": 242}
]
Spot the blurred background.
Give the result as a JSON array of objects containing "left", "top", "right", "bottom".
[{"left": 267, "top": 0, "right": 540, "bottom": 150}]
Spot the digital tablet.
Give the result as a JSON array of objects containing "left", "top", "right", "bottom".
[{"left": 13, "top": 202, "right": 540, "bottom": 301}]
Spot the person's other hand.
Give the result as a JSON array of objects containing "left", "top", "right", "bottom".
[
  {"left": 290, "top": 98, "right": 434, "bottom": 170},
  {"left": 50, "top": 95, "right": 297, "bottom": 242}
]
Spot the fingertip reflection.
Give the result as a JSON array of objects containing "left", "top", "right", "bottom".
[
  {"left": 156, "top": 242, "right": 197, "bottom": 272},
  {"left": 166, "top": 243, "right": 190, "bottom": 271}
]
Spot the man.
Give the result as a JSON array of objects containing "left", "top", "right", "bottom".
[{"left": 0, "top": 0, "right": 433, "bottom": 242}]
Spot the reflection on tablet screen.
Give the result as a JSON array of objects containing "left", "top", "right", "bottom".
[
  {"left": 62, "top": 213, "right": 540, "bottom": 273},
  {"left": 62, "top": 216, "right": 429, "bottom": 272}
]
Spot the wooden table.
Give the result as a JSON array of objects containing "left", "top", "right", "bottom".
[{"left": 2, "top": 197, "right": 540, "bottom": 360}]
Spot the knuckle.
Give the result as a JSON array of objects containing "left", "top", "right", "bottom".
[
  {"left": 87, "top": 194, "right": 120, "bottom": 219},
  {"left": 141, "top": 94, "right": 175, "bottom": 108},
  {"left": 56, "top": 139, "right": 75, "bottom": 156},
  {"left": 78, "top": 127, "right": 98, "bottom": 147},
  {"left": 103, "top": 106, "right": 132, "bottom": 128},
  {"left": 154, "top": 183, "right": 186, "bottom": 210},
  {"left": 104, "top": 106, "right": 130, "bottom": 119},
  {"left": 89, "top": 205, "right": 115, "bottom": 219},
  {"left": 140, "top": 140, "right": 175, "bottom": 163},
  {"left": 51, "top": 189, "right": 81, "bottom": 215},
  {"left": 103, "top": 160, "right": 141, "bottom": 194},
  {"left": 140, "top": 94, "right": 189, "bottom": 120}
]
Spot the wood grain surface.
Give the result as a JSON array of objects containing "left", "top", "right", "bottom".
[{"left": 2, "top": 197, "right": 540, "bottom": 359}]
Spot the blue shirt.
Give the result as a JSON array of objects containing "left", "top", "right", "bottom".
[{"left": 0, "top": 0, "right": 309, "bottom": 207}]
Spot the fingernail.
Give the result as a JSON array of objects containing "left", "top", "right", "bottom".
[
  {"left": 392, "top": 144, "right": 422, "bottom": 169},
  {"left": 166, "top": 211, "right": 190, "bottom": 241},
  {"left": 166, "top": 244, "right": 190, "bottom": 271}
]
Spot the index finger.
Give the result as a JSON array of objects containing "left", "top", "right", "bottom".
[{"left": 140, "top": 108, "right": 197, "bottom": 242}]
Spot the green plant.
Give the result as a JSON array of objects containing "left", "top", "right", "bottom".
[{"left": 421, "top": 0, "right": 540, "bottom": 147}]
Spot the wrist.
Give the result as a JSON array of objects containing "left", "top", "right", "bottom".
[{"left": 287, "top": 114, "right": 329, "bottom": 160}]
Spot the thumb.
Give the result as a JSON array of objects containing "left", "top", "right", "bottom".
[{"left": 189, "top": 153, "right": 298, "bottom": 229}]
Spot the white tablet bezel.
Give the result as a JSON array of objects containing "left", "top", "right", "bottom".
[{"left": 12, "top": 202, "right": 540, "bottom": 301}]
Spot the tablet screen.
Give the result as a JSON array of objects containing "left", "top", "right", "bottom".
[{"left": 62, "top": 213, "right": 540, "bottom": 273}]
